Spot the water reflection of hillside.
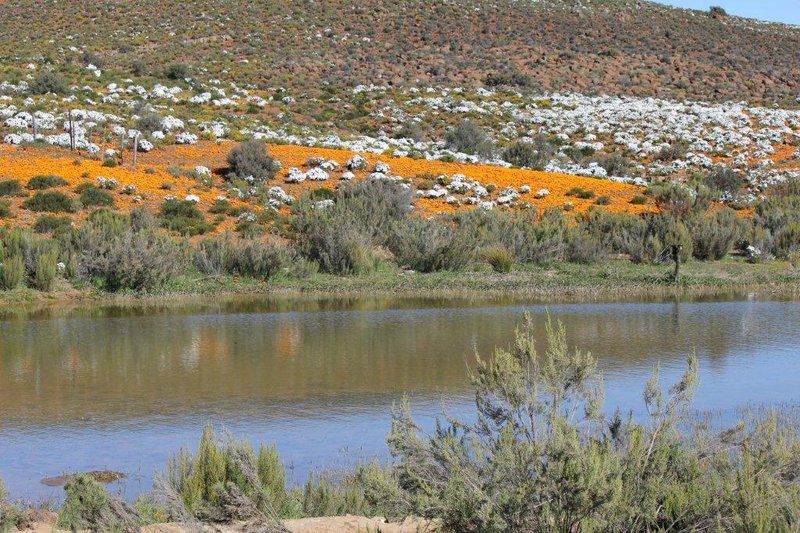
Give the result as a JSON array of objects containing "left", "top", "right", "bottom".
[{"left": 1, "top": 298, "right": 799, "bottom": 424}]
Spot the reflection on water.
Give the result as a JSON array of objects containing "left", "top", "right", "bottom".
[{"left": 1, "top": 294, "right": 799, "bottom": 500}]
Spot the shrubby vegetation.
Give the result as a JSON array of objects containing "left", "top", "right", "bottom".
[
  {"left": 226, "top": 139, "right": 279, "bottom": 182},
  {"left": 445, "top": 120, "right": 495, "bottom": 158},
  {"left": 3, "top": 176, "right": 800, "bottom": 295},
  {"left": 6, "top": 316, "right": 799, "bottom": 530}
]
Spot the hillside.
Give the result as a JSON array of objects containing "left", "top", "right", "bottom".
[{"left": 0, "top": 0, "right": 798, "bottom": 106}]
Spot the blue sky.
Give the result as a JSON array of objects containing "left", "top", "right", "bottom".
[{"left": 655, "top": 0, "right": 799, "bottom": 25}]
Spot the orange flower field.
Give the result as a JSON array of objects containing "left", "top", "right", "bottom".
[{"left": 0, "top": 141, "right": 654, "bottom": 232}]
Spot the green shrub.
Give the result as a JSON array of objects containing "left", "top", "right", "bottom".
[
  {"left": 690, "top": 208, "right": 743, "bottom": 260},
  {"left": 704, "top": 166, "right": 744, "bottom": 198},
  {"left": 0, "top": 478, "right": 22, "bottom": 531},
  {"left": 502, "top": 137, "right": 554, "bottom": 170},
  {"left": 29, "top": 71, "right": 68, "bottom": 95},
  {"left": 160, "top": 199, "right": 213, "bottom": 236},
  {"left": 57, "top": 474, "right": 138, "bottom": 531},
  {"left": 0, "top": 200, "right": 11, "bottom": 219},
  {"left": 655, "top": 140, "right": 690, "bottom": 162},
  {"left": 483, "top": 70, "right": 532, "bottom": 88},
  {"left": 291, "top": 180, "right": 413, "bottom": 274},
  {"left": 136, "top": 109, "right": 164, "bottom": 134},
  {"left": 594, "top": 195, "right": 612, "bottom": 205},
  {"left": 502, "top": 209, "right": 567, "bottom": 264},
  {"left": 78, "top": 185, "right": 115, "bottom": 208},
  {"left": 649, "top": 181, "right": 710, "bottom": 218},
  {"left": 27, "top": 174, "right": 67, "bottom": 190},
  {"left": 165, "top": 63, "right": 190, "bottom": 80},
  {"left": 444, "top": 120, "right": 495, "bottom": 158},
  {"left": 33, "top": 248, "right": 58, "bottom": 291},
  {"left": 566, "top": 227, "right": 607, "bottom": 263},
  {"left": 33, "top": 214, "right": 72, "bottom": 234},
  {"left": 388, "top": 216, "right": 475, "bottom": 272},
  {"left": 0, "top": 179, "right": 22, "bottom": 197},
  {"left": 774, "top": 222, "right": 800, "bottom": 259},
  {"left": 630, "top": 195, "right": 648, "bottom": 205},
  {"left": 226, "top": 140, "right": 278, "bottom": 182},
  {"left": 594, "top": 153, "right": 631, "bottom": 177},
  {"left": 22, "top": 191, "right": 74, "bottom": 213},
  {"left": 0, "top": 255, "right": 24, "bottom": 290},
  {"left": 308, "top": 187, "right": 335, "bottom": 201},
  {"left": 195, "top": 236, "right": 305, "bottom": 280},
  {"left": 565, "top": 186, "right": 595, "bottom": 199},
  {"left": 75, "top": 222, "right": 184, "bottom": 292},
  {"left": 165, "top": 424, "right": 289, "bottom": 521},
  {"left": 209, "top": 198, "right": 231, "bottom": 214},
  {"left": 481, "top": 245, "right": 513, "bottom": 272}
]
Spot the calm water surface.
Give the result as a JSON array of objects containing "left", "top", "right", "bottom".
[{"left": 1, "top": 294, "right": 799, "bottom": 500}]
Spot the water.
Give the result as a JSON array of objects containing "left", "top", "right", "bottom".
[{"left": 1, "top": 294, "right": 799, "bottom": 500}]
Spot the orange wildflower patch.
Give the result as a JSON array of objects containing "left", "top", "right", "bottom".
[
  {"left": 150, "top": 141, "right": 652, "bottom": 215},
  {"left": 0, "top": 141, "right": 652, "bottom": 232}
]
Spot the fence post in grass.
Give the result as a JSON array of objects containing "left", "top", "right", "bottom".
[
  {"left": 68, "top": 110, "right": 75, "bottom": 151},
  {"left": 119, "top": 134, "right": 125, "bottom": 165},
  {"left": 32, "top": 114, "right": 37, "bottom": 138},
  {"left": 671, "top": 244, "right": 682, "bottom": 282},
  {"left": 132, "top": 133, "right": 139, "bottom": 168}
]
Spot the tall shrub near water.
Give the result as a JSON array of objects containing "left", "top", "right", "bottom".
[
  {"left": 33, "top": 248, "right": 58, "bottom": 291},
  {"left": 0, "top": 255, "right": 24, "bottom": 290}
]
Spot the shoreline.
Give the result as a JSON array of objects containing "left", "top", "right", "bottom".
[{"left": 2, "top": 259, "right": 799, "bottom": 311}]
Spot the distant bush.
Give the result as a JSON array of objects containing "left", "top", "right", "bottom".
[
  {"left": 483, "top": 70, "right": 532, "bottom": 88},
  {"left": 481, "top": 245, "right": 513, "bottom": 273},
  {"left": 0, "top": 179, "right": 22, "bottom": 197},
  {"left": 502, "top": 137, "right": 554, "bottom": 170},
  {"left": 566, "top": 186, "right": 595, "bottom": 199},
  {"left": 445, "top": 120, "right": 495, "bottom": 158},
  {"left": 76, "top": 223, "right": 184, "bottom": 292},
  {"left": 704, "top": 166, "right": 744, "bottom": 198},
  {"left": 29, "top": 71, "right": 67, "bottom": 95},
  {"left": 388, "top": 216, "right": 476, "bottom": 272},
  {"left": 22, "top": 191, "right": 74, "bottom": 213},
  {"left": 774, "top": 222, "right": 800, "bottom": 259},
  {"left": 502, "top": 209, "right": 567, "bottom": 264},
  {"left": 307, "top": 187, "right": 335, "bottom": 201},
  {"left": 33, "top": 215, "right": 72, "bottom": 234},
  {"left": 649, "top": 182, "right": 710, "bottom": 218},
  {"left": 195, "top": 236, "right": 308, "bottom": 280},
  {"left": 396, "top": 121, "right": 426, "bottom": 142},
  {"left": 690, "top": 208, "right": 743, "bottom": 260},
  {"left": 226, "top": 140, "right": 279, "bottom": 182},
  {"left": 160, "top": 199, "right": 213, "bottom": 236},
  {"left": 27, "top": 175, "right": 67, "bottom": 190},
  {"left": 566, "top": 227, "right": 607, "bottom": 263},
  {"left": 594, "top": 153, "right": 630, "bottom": 177},
  {"left": 136, "top": 110, "right": 164, "bottom": 134},
  {"left": 77, "top": 185, "right": 115, "bottom": 208},
  {"left": 655, "top": 140, "right": 690, "bottom": 162},
  {"left": 164, "top": 63, "right": 190, "bottom": 80},
  {"left": 709, "top": 5, "right": 728, "bottom": 17}
]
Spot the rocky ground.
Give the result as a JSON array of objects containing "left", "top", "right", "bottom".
[{"left": 1, "top": 0, "right": 798, "bottom": 104}]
